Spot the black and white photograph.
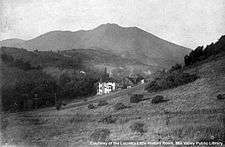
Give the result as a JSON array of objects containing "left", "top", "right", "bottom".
[{"left": 0, "top": 0, "right": 225, "bottom": 146}]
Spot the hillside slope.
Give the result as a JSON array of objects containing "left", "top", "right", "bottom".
[
  {"left": 0, "top": 39, "right": 25, "bottom": 47},
  {"left": 1, "top": 53, "right": 224, "bottom": 146},
  {"left": 1, "top": 47, "right": 160, "bottom": 80}
]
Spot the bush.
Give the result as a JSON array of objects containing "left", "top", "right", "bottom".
[
  {"left": 130, "top": 122, "right": 146, "bottom": 135},
  {"left": 145, "top": 71, "right": 198, "bottom": 92},
  {"left": 1, "top": 119, "right": 9, "bottom": 130},
  {"left": 151, "top": 95, "right": 165, "bottom": 104},
  {"left": 130, "top": 94, "right": 144, "bottom": 103},
  {"left": 56, "top": 101, "right": 62, "bottom": 110},
  {"left": 98, "top": 115, "right": 117, "bottom": 124},
  {"left": 97, "top": 100, "right": 108, "bottom": 106},
  {"left": 90, "top": 128, "right": 111, "bottom": 142},
  {"left": 217, "top": 94, "right": 225, "bottom": 100},
  {"left": 113, "top": 103, "right": 129, "bottom": 111},
  {"left": 170, "top": 64, "right": 182, "bottom": 72},
  {"left": 88, "top": 104, "right": 96, "bottom": 109},
  {"left": 62, "top": 101, "right": 67, "bottom": 106}
]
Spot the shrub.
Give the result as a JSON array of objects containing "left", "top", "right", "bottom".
[
  {"left": 130, "top": 94, "right": 144, "bottom": 103},
  {"left": 62, "top": 101, "right": 67, "bottom": 106},
  {"left": 90, "top": 128, "right": 111, "bottom": 142},
  {"left": 56, "top": 102, "right": 62, "bottom": 110},
  {"left": 145, "top": 71, "right": 198, "bottom": 92},
  {"left": 88, "top": 104, "right": 96, "bottom": 109},
  {"left": 1, "top": 119, "right": 9, "bottom": 130},
  {"left": 113, "top": 103, "right": 129, "bottom": 111},
  {"left": 28, "top": 118, "right": 45, "bottom": 125},
  {"left": 97, "top": 100, "right": 108, "bottom": 106},
  {"left": 151, "top": 95, "right": 165, "bottom": 104},
  {"left": 170, "top": 64, "right": 182, "bottom": 72},
  {"left": 1, "top": 53, "right": 14, "bottom": 63},
  {"left": 130, "top": 122, "right": 146, "bottom": 135},
  {"left": 98, "top": 115, "right": 117, "bottom": 124},
  {"left": 217, "top": 94, "right": 225, "bottom": 100}
]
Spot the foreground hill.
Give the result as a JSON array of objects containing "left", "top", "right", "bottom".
[
  {"left": 0, "top": 23, "right": 190, "bottom": 68},
  {"left": 1, "top": 52, "right": 224, "bottom": 146}
]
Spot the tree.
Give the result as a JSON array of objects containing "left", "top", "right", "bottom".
[
  {"left": 184, "top": 35, "right": 225, "bottom": 67},
  {"left": 1, "top": 52, "right": 14, "bottom": 64},
  {"left": 170, "top": 64, "right": 182, "bottom": 72},
  {"left": 58, "top": 73, "right": 71, "bottom": 87}
]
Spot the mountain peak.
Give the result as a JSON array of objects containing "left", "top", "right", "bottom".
[
  {"left": 99, "top": 23, "right": 121, "bottom": 27},
  {"left": 1, "top": 24, "right": 190, "bottom": 69},
  {"left": 95, "top": 23, "right": 123, "bottom": 31}
]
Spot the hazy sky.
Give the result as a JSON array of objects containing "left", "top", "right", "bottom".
[{"left": 1, "top": 0, "right": 225, "bottom": 49}]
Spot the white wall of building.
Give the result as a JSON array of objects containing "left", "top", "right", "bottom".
[{"left": 97, "top": 82, "right": 116, "bottom": 95}]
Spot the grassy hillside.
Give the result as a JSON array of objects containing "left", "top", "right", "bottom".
[
  {"left": 0, "top": 39, "right": 25, "bottom": 47},
  {"left": 0, "top": 47, "right": 83, "bottom": 69},
  {"left": 61, "top": 49, "right": 138, "bottom": 66},
  {"left": 1, "top": 52, "right": 224, "bottom": 146},
  {"left": 61, "top": 49, "right": 160, "bottom": 76},
  {"left": 1, "top": 47, "right": 158, "bottom": 81}
]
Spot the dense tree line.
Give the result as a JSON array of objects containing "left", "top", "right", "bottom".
[
  {"left": 184, "top": 35, "right": 225, "bottom": 66},
  {"left": 1, "top": 70, "right": 100, "bottom": 112},
  {"left": 1, "top": 49, "right": 102, "bottom": 112},
  {"left": 58, "top": 72, "right": 99, "bottom": 100},
  {"left": 1, "top": 53, "right": 41, "bottom": 70},
  {"left": 1, "top": 70, "right": 59, "bottom": 112}
]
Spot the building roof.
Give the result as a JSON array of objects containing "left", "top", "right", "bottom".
[{"left": 100, "top": 76, "right": 116, "bottom": 83}]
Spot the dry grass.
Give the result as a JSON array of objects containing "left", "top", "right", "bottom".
[
  {"left": 113, "top": 102, "right": 130, "bottom": 111},
  {"left": 168, "top": 125, "right": 225, "bottom": 143},
  {"left": 1, "top": 55, "right": 225, "bottom": 146},
  {"left": 89, "top": 128, "right": 111, "bottom": 142},
  {"left": 116, "top": 116, "right": 132, "bottom": 124},
  {"left": 129, "top": 122, "right": 147, "bottom": 135},
  {"left": 97, "top": 100, "right": 108, "bottom": 106}
]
